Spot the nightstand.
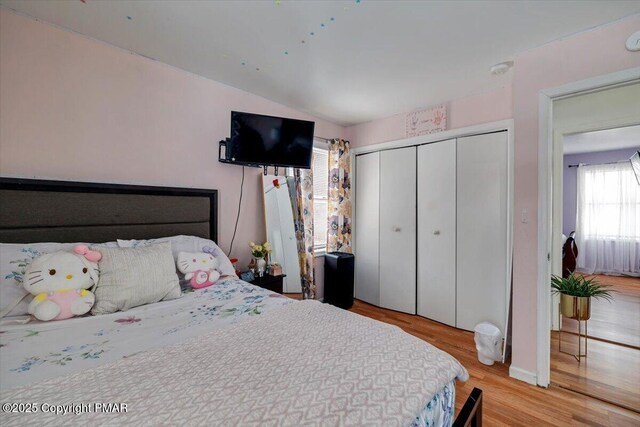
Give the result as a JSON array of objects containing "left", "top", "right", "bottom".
[{"left": 250, "top": 274, "right": 286, "bottom": 294}]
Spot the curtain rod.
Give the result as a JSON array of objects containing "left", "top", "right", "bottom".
[
  {"left": 315, "top": 137, "right": 351, "bottom": 143},
  {"left": 568, "top": 159, "right": 630, "bottom": 168}
]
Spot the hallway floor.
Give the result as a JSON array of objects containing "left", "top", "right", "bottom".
[
  {"left": 551, "top": 330, "right": 640, "bottom": 412},
  {"left": 562, "top": 274, "right": 640, "bottom": 347},
  {"left": 553, "top": 273, "right": 640, "bottom": 412}
]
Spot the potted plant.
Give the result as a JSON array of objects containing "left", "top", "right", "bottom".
[{"left": 551, "top": 274, "right": 613, "bottom": 320}]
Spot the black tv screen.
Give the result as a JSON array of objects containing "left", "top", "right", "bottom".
[{"left": 228, "top": 111, "right": 315, "bottom": 168}]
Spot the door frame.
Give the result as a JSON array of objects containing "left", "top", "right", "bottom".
[
  {"left": 550, "top": 98, "right": 640, "bottom": 331},
  {"left": 536, "top": 67, "right": 640, "bottom": 388}
]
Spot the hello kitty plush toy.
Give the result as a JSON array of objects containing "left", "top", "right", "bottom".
[
  {"left": 23, "top": 245, "right": 100, "bottom": 321},
  {"left": 176, "top": 252, "right": 221, "bottom": 289}
]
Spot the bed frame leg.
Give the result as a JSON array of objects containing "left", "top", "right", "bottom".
[{"left": 453, "top": 387, "right": 483, "bottom": 427}]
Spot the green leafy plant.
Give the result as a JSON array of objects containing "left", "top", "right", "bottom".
[{"left": 551, "top": 274, "right": 614, "bottom": 301}]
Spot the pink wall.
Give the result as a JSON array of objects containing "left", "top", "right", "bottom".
[
  {"left": 0, "top": 10, "right": 344, "bottom": 270},
  {"left": 510, "top": 14, "right": 640, "bottom": 375},
  {"left": 345, "top": 85, "right": 513, "bottom": 147}
]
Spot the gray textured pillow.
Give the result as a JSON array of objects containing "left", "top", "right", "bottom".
[{"left": 91, "top": 242, "right": 181, "bottom": 315}]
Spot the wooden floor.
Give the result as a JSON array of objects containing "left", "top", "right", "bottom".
[
  {"left": 551, "top": 331, "right": 640, "bottom": 413},
  {"left": 562, "top": 274, "right": 640, "bottom": 348},
  {"left": 553, "top": 273, "right": 640, "bottom": 413},
  {"left": 284, "top": 294, "right": 640, "bottom": 426}
]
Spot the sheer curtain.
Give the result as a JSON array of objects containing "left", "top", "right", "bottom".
[{"left": 576, "top": 161, "right": 640, "bottom": 276}]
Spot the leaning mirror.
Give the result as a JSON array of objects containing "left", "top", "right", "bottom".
[{"left": 262, "top": 175, "right": 302, "bottom": 293}]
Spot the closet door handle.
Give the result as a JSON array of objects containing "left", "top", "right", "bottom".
[
  {"left": 433, "top": 230, "right": 441, "bottom": 235},
  {"left": 392, "top": 226, "right": 401, "bottom": 232}
]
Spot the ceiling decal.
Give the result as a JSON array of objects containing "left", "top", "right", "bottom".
[
  {"left": 241, "top": 0, "right": 362, "bottom": 73},
  {"left": 6, "top": 0, "right": 638, "bottom": 125}
]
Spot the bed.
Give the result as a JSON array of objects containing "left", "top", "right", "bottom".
[{"left": 0, "top": 178, "right": 480, "bottom": 426}]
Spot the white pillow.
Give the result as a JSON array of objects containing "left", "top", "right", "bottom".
[
  {"left": 91, "top": 242, "right": 181, "bottom": 315},
  {"left": 0, "top": 241, "right": 117, "bottom": 318},
  {"left": 117, "top": 235, "right": 237, "bottom": 278}
]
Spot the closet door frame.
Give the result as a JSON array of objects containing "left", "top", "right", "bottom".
[{"left": 351, "top": 119, "right": 513, "bottom": 361}]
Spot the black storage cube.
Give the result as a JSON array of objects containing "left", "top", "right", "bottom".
[{"left": 324, "top": 252, "right": 355, "bottom": 309}]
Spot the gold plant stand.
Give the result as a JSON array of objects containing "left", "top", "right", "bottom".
[{"left": 558, "top": 294, "right": 590, "bottom": 363}]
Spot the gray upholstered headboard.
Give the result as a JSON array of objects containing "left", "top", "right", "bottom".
[{"left": 0, "top": 178, "right": 218, "bottom": 244}]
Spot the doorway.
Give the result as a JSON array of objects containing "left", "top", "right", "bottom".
[{"left": 548, "top": 82, "right": 640, "bottom": 411}]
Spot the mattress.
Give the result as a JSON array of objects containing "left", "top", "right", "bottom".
[{"left": 1, "top": 278, "right": 467, "bottom": 426}]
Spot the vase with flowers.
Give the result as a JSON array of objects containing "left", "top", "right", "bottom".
[{"left": 249, "top": 241, "right": 272, "bottom": 277}]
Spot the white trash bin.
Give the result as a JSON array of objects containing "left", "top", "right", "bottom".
[{"left": 474, "top": 322, "right": 502, "bottom": 366}]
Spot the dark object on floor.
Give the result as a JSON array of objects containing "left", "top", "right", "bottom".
[
  {"left": 324, "top": 252, "right": 355, "bottom": 309},
  {"left": 453, "top": 387, "right": 483, "bottom": 427},
  {"left": 562, "top": 231, "right": 578, "bottom": 278}
]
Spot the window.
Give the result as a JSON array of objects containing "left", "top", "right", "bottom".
[
  {"left": 576, "top": 161, "right": 640, "bottom": 275},
  {"left": 312, "top": 146, "right": 329, "bottom": 253},
  {"left": 578, "top": 162, "right": 639, "bottom": 239}
]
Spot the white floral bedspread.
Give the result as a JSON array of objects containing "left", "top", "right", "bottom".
[
  {"left": 1, "top": 284, "right": 468, "bottom": 426},
  {"left": 0, "top": 277, "right": 292, "bottom": 391}
]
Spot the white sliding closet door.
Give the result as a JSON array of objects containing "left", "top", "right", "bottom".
[
  {"left": 354, "top": 152, "right": 380, "bottom": 306},
  {"left": 379, "top": 147, "right": 417, "bottom": 314},
  {"left": 456, "top": 132, "right": 508, "bottom": 332},
  {"left": 417, "top": 139, "right": 456, "bottom": 326}
]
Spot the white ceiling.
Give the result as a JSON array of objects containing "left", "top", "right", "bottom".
[
  {"left": 2, "top": 1, "right": 639, "bottom": 126},
  {"left": 564, "top": 125, "right": 640, "bottom": 155}
]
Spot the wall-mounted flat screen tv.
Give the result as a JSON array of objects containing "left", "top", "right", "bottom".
[{"left": 228, "top": 111, "right": 315, "bottom": 169}]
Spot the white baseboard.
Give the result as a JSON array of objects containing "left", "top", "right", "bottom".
[{"left": 509, "top": 365, "right": 537, "bottom": 386}]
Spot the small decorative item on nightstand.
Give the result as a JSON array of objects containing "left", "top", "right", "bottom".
[
  {"left": 240, "top": 271, "right": 255, "bottom": 282},
  {"left": 229, "top": 258, "right": 241, "bottom": 277},
  {"left": 249, "top": 274, "right": 286, "bottom": 294},
  {"left": 249, "top": 241, "right": 272, "bottom": 277},
  {"left": 268, "top": 263, "right": 283, "bottom": 276}
]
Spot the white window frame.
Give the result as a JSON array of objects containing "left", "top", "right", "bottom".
[{"left": 312, "top": 142, "right": 329, "bottom": 256}]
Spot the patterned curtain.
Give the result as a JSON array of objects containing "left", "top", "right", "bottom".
[
  {"left": 293, "top": 167, "right": 315, "bottom": 299},
  {"left": 327, "top": 139, "right": 352, "bottom": 253}
]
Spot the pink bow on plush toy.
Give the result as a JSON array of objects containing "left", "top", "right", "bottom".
[{"left": 74, "top": 244, "right": 102, "bottom": 262}]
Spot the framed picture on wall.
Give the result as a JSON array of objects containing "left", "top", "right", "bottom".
[{"left": 406, "top": 105, "right": 447, "bottom": 138}]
